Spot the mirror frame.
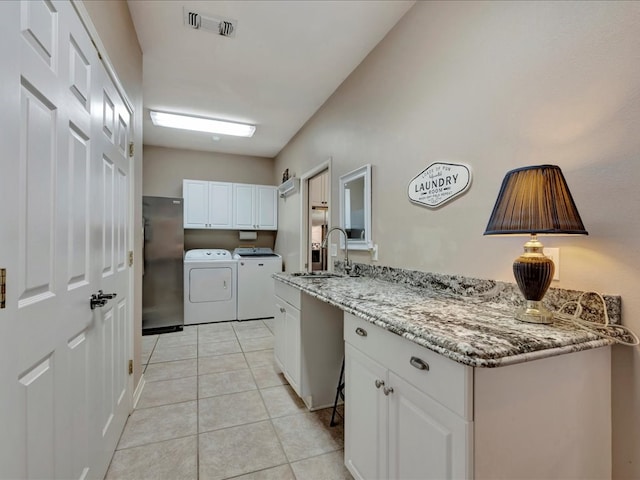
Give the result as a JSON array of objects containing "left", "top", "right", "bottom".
[{"left": 339, "top": 164, "right": 372, "bottom": 250}]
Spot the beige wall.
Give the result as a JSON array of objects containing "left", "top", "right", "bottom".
[
  {"left": 274, "top": 1, "right": 640, "bottom": 476},
  {"left": 144, "top": 145, "right": 276, "bottom": 251},
  {"left": 82, "top": 0, "right": 144, "bottom": 388},
  {"left": 143, "top": 145, "right": 275, "bottom": 197}
]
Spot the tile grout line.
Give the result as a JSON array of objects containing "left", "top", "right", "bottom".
[
  {"left": 141, "top": 333, "right": 160, "bottom": 372},
  {"left": 113, "top": 322, "right": 349, "bottom": 479},
  {"left": 243, "top": 322, "right": 297, "bottom": 473},
  {"left": 237, "top": 320, "right": 297, "bottom": 479},
  {"left": 114, "top": 432, "right": 198, "bottom": 453},
  {"left": 105, "top": 334, "right": 158, "bottom": 476},
  {"left": 196, "top": 324, "right": 200, "bottom": 480}
]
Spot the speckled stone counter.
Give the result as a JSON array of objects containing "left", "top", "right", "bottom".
[{"left": 273, "top": 264, "right": 622, "bottom": 368}]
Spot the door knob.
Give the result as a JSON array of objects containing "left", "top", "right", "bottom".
[
  {"left": 97, "top": 290, "right": 117, "bottom": 300},
  {"left": 90, "top": 290, "right": 117, "bottom": 309},
  {"left": 383, "top": 386, "right": 394, "bottom": 396},
  {"left": 375, "top": 379, "right": 385, "bottom": 389}
]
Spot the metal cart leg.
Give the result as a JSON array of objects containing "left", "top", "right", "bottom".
[{"left": 330, "top": 357, "right": 345, "bottom": 427}]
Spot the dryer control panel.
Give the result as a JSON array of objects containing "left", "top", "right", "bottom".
[{"left": 185, "top": 249, "right": 233, "bottom": 261}]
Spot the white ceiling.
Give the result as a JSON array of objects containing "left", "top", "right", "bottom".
[{"left": 127, "top": 0, "right": 415, "bottom": 158}]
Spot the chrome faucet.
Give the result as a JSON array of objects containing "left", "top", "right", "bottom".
[{"left": 321, "top": 227, "right": 353, "bottom": 276}]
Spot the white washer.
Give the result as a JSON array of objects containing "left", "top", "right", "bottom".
[
  {"left": 233, "top": 247, "right": 282, "bottom": 320},
  {"left": 184, "top": 249, "right": 237, "bottom": 324}
]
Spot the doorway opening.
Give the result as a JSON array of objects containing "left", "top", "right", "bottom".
[
  {"left": 308, "top": 170, "right": 329, "bottom": 271},
  {"left": 300, "top": 159, "right": 331, "bottom": 273}
]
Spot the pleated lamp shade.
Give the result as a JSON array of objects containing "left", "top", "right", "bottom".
[{"left": 484, "top": 165, "right": 588, "bottom": 236}]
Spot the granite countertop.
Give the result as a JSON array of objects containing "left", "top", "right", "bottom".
[{"left": 273, "top": 270, "right": 618, "bottom": 368}]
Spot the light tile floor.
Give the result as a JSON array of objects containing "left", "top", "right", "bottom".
[{"left": 106, "top": 320, "right": 352, "bottom": 480}]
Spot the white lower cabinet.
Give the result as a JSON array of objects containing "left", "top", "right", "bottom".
[
  {"left": 273, "top": 280, "right": 612, "bottom": 479},
  {"left": 273, "top": 280, "right": 343, "bottom": 409},
  {"left": 274, "top": 295, "right": 301, "bottom": 394},
  {"left": 344, "top": 344, "right": 389, "bottom": 480},
  {"left": 344, "top": 313, "right": 472, "bottom": 480},
  {"left": 387, "top": 372, "right": 469, "bottom": 480},
  {"left": 344, "top": 312, "right": 613, "bottom": 480},
  {"left": 273, "top": 296, "right": 286, "bottom": 367}
]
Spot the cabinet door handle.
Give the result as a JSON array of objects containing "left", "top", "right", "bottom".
[
  {"left": 355, "top": 327, "right": 367, "bottom": 337},
  {"left": 383, "top": 386, "right": 394, "bottom": 396},
  {"left": 279, "top": 307, "right": 286, "bottom": 313},
  {"left": 374, "top": 379, "right": 385, "bottom": 389},
  {"left": 410, "top": 356, "right": 430, "bottom": 371}
]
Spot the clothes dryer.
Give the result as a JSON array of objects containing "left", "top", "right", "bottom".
[{"left": 184, "top": 249, "right": 237, "bottom": 324}]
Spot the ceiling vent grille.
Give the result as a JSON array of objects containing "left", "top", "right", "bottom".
[{"left": 183, "top": 7, "right": 237, "bottom": 38}]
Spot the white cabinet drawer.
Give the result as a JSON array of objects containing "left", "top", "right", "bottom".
[
  {"left": 344, "top": 313, "right": 472, "bottom": 419},
  {"left": 274, "top": 280, "right": 301, "bottom": 309}
]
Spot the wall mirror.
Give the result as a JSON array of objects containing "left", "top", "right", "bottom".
[{"left": 339, "top": 164, "right": 372, "bottom": 250}]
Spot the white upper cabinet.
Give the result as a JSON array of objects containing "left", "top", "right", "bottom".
[
  {"left": 256, "top": 185, "right": 278, "bottom": 229},
  {"left": 233, "top": 183, "right": 255, "bottom": 229},
  {"left": 208, "top": 182, "right": 234, "bottom": 228},
  {"left": 183, "top": 180, "right": 277, "bottom": 230},
  {"left": 309, "top": 172, "right": 328, "bottom": 207},
  {"left": 183, "top": 180, "right": 209, "bottom": 228},
  {"left": 233, "top": 183, "right": 278, "bottom": 230},
  {"left": 183, "top": 180, "right": 233, "bottom": 229}
]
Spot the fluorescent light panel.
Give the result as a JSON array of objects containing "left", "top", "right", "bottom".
[{"left": 149, "top": 111, "right": 256, "bottom": 137}]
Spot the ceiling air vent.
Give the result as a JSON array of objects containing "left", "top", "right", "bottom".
[{"left": 183, "top": 7, "right": 237, "bottom": 38}]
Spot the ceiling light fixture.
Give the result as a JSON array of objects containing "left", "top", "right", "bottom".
[{"left": 149, "top": 110, "right": 256, "bottom": 137}]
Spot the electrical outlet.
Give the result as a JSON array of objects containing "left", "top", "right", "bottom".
[
  {"left": 543, "top": 247, "right": 560, "bottom": 281},
  {"left": 330, "top": 243, "right": 338, "bottom": 257}
]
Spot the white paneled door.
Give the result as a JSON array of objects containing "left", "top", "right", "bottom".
[{"left": 0, "top": 1, "right": 133, "bottom": 479}]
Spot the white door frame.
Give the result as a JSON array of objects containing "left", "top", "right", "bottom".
[{"left": 299, "top": 158, "right": 332, "bottom": 271}]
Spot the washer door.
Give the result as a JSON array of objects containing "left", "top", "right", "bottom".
[{"left": 189, "top": 267, "right": 233, "bottom": 303}]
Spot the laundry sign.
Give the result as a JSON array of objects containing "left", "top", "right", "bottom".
[{"left": 408, "top": 162, "right": 472, "bottom": 208}]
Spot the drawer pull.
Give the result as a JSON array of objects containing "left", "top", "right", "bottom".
[
  {"left": 383, "top": 386, "right": 394, "bottom": 396},
  {"left": 374, "top": 379, "right": 385, "bottom": 389},
  {"left": 410, "top": 356, "right": 430, "bottom": 371},
  {"left": 355, "top": 327, "right": 368, "bottom": 337}
]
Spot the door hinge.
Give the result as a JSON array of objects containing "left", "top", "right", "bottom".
[
  {"left": 0, "top": 268, "right": 6, "bottom": 309},
  {"left": 128, "top": 142, "right": 134, "bottom": 157},
  {"left": 128, "top": 251, "right": 134, "bottom": 267},
  {"left": 128, "top": 359, "right": 133, "bottom": 375}
]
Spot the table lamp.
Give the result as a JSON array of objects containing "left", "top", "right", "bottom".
[{"left": 484, "top": 165, "right": 588, "bottom": 324}]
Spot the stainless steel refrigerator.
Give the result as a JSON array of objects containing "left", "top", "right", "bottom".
[{"left": 142, "top": 196, "right": 184, "bottom": 333}]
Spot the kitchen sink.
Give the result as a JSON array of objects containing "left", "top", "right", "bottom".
[{"left": 291, "top": 271, "right": 344, "bottom": 279}]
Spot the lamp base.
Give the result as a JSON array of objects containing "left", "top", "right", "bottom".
[
  {"left": 512, "top": 235, "right": 555, "bottom": 325},
  {"left": 516, "top": 300, "right": 554, "bottom": 324}
]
